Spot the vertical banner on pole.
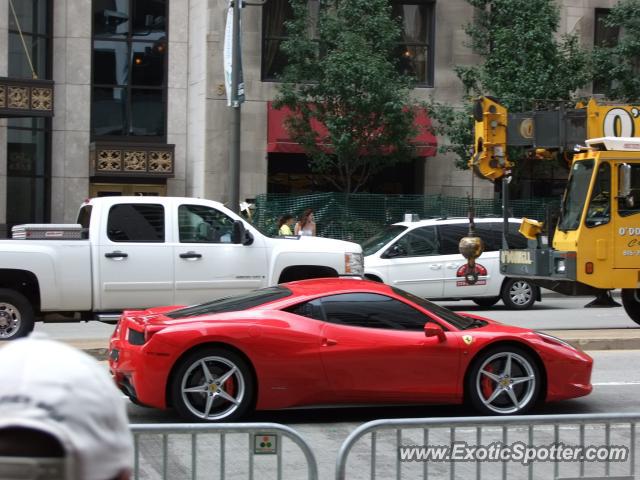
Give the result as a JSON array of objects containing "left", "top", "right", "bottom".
[{"left": 223, "top": 1, "right": 245, "bottom": 106}]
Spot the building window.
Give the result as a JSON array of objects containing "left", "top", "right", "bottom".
[
  {"left": 7, "top": 0, "right": 52, "bottom": 230},
  {"left": 393, "top": 0, "right": 435, "bottom": 87},
  {"left": 593, "top": 8, "right": 619, "bottom": 95},
  {"left": 261, "top": 0, "right": 435, "bottom": 86},
  {"left": 91, "top": 0, "right": 168, "bottom": 140}
]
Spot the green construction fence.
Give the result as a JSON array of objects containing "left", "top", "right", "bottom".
[{"left": 251, "top": 193, "right": 560, "bottom": 244}]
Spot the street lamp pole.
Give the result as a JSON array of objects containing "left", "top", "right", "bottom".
[{"left": 229, "top": 0, "right": 242, "bottom": 214}]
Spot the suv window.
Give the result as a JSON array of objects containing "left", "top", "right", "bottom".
[
  {"left": 438, "top": 224, "right": 468, "bottom": 255},
  {"left": 317, "top": 293, "right": 428, "bottom": 331},
  {"left": 107, "top": 204, "right": 164, "bottom": 242},
  {"left": 438, "top": 222, "right": 527, "bottom": 254},
  {"left": 389, "top": 226, "right": 438, "bottom": 257}
]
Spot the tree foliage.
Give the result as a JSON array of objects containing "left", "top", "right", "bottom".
[
  {"left": 427, "top": 0, "right": 590, "bottom": 170},
  {"left": 274, "top": 0, "right": 419, "bottom": 193},
  {"left": 592, "top": 0, "right": 640, "bottom": 102}
]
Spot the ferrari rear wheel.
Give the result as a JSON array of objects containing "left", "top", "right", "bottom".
[
  {"left": 171, "top": 348, "right": 254, "bottom": 422},
  {"left": 467, "top": 347, "right": 541, "bottom": 415}
]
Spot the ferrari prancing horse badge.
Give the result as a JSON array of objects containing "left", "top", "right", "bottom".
[{"left": 462, "top": 335, "right": 473, "bottom": 345}]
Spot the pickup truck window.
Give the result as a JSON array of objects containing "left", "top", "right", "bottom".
[
  {"left": 178, "top": 204, "right": 235, "bottom": 243},
  {"left": 107, "top": 204, "right": 165, "bottom": 242}
]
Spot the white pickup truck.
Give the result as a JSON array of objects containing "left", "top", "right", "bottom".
[{"left": 0, "top": 196, "right": 363, "bottom": 339}]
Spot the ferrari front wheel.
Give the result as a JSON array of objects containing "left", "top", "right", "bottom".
[
  {"left": 467, "top": 347, "right": 541, "bottom": 415},
  {"left": 171, "top": 347, "right": 254, "bottom": 422}
]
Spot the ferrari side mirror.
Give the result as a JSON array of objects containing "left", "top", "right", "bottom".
[{"left": 424, "top": 323, "right": 446, "bottom": 342}]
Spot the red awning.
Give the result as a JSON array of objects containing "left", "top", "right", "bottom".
[{"left": 267, "top": 101, "right": 437, "bottom": 157}]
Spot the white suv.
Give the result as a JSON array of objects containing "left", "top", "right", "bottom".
[{"left": 362, "top": 217, "right": 539, "bottom": 309}]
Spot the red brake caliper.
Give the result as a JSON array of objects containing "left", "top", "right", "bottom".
[{"left": 481, "top": 363, "right": 495, "bottom": 399}]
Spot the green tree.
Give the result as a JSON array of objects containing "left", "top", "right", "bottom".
[
  {"left": 593, "top": 0, "right": 640, "bottom": 102},
  {"left": 427, "top": 0, "right": 590, "bottom": 169},
  {"left": 274, "top": 0, "right": 419, "bottom": 193}
]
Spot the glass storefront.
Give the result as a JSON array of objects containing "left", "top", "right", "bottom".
[{"left": 6, "top": 0, "right": 52, "bottom": 231}]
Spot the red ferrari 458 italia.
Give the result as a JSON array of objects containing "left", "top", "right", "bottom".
[{"left": 109, "top": 278, "right": 592, "bottom": 422}]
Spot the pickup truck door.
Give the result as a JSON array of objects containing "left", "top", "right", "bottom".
[
  {"left": 173, "top": 203, "right": 268, "bottom": 305},
  {"left": 97, "top": 202, "right": 175, "bottom": 310}
]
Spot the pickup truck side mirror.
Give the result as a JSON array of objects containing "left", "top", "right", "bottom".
[
  {"left": 424, "top": 323, "right": 446, "bottom": 342},
  {"left": 232, "top": 220, "right": 254, "bottom": 245}
]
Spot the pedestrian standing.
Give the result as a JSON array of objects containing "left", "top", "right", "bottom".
[
  {"left": 295, "top": 208, "right": 317, "bottom": 236},
  {"left": 277, "top": 214, "right": 295, "bottom": 236}
]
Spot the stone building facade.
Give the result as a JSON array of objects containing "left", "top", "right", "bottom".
[{"left": 0, "top": 0, "right": 620, "bottom": 234}]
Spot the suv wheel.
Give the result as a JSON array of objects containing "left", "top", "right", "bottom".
[{"left": 501, "top": 279, "right": 536, "bottom": 310}]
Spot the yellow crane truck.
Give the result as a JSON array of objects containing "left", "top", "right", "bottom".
[{"left": 471, "top": 96, "right": 640, "bottom": 325}]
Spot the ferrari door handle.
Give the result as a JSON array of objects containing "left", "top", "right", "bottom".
[
  {"left": 180, "top": 251, "right": 203, "bottom": 259},
  {"left": 430, "top": 264, "right": 442, "bottom": 270},
  {"left": 105, "top": 251, "right": 128, "bottom": 260},
  {"left": 321, "top": 338, "right": 338, "bottom": 347}
]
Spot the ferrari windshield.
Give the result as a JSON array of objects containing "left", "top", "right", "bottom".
[
  {"left": 392, "top": 287, "right": 481, "bottom": 330},
  {"left": 361, "top": 225, "right": 408, "bottom": 256},
  {"left": 166, "top": 286, "right": 292, "bottom": 318},
  {"left": 558, "top": 160, "right": 594, "bottom": 231}
]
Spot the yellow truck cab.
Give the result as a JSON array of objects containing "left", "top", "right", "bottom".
[{"left": 501, "top": 137, "right": 640, "bottom": 323}]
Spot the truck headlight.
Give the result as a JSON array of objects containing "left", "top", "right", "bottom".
[
  {"left": 345, "top": 252, "right": 364, "bottom": 276},
  {"left": 556, "top": 259, "right": 566, "bottom": 273}
]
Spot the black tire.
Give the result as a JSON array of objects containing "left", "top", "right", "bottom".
[
  {"left": 466, "top": 346, "right": 541, "bottom": 415},
  {"left": 472, "top": 297, "right": 500, "bottom": 307},
  {"left": 621, "top": 289, "right": 640, "bottom": 326},
  {"left": 170, "top": 347, "right": 254, "bottom": 422},
  {"left": 501, "top": 278, "right": 536, "bottom": 310},
  {"left": 0, "top": 289, "right": 35, "bottom": 341}
]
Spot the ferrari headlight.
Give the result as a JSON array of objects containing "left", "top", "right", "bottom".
[{"left": 345, "top": 252, "right": 364, "bottom": 276}]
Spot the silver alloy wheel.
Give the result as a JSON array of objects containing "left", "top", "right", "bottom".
[
  {"left": 180, "top": 355, "right": 246, "bottom": 420},
  {"left": 0, "top": 302, "right": 21, "bottom": 340},
  {"left": 475, "top": 351, "right": 536, "bottom": 414},
  {"left": 508, "top": 280, "right": 533, "bottom": 306}
]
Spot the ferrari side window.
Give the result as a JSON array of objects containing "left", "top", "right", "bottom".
[
  {"left": 284, "top": 300, "right": 324, "bottom": 321},
  {"left": 319, "top": 293, "right": 427, "bottom": 331}
]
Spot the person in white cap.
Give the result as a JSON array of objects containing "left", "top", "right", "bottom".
[{"left": 0, "top": 334, "right": 133, "bottom": 480}]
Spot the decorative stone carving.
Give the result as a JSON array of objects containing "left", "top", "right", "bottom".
[
  {"left": 97, "top": 150, "right": 122, "bottom": 171},
  {"left": 0, "top": 85, "right": 5, "bottom": 109},
  {"left": 31, "top": 87, "right": 53, "bottom": 111},
  {"left": 8, "top": 86, "right": 29, "bottom": 109},
  {"left": 124, "top": 151, "right": 147, "bottom": 171},
  {"left": 149, "top": 151, "right": 173, "bottom": 173}
]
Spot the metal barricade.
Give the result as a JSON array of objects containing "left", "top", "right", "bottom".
[
  {"left": 131, "top": 422, "right": 318, "bottom": 480},
  {"left": 336, "top": 413, "right": 640, "bottom": 480}
]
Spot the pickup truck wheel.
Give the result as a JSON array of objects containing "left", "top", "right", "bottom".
[
  {"left": 621, "top": 289, "right": 640, "bottom": 326},
  {"left": 0, "top": 289, "right": 34, "bottom": 340},
  {"left": 171, "top": 348, "right": 254, "bottom": 422}
]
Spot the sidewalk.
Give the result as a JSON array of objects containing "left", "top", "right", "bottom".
[{"left": 55, "top": 329, "right": 640, "bottom": 361}]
